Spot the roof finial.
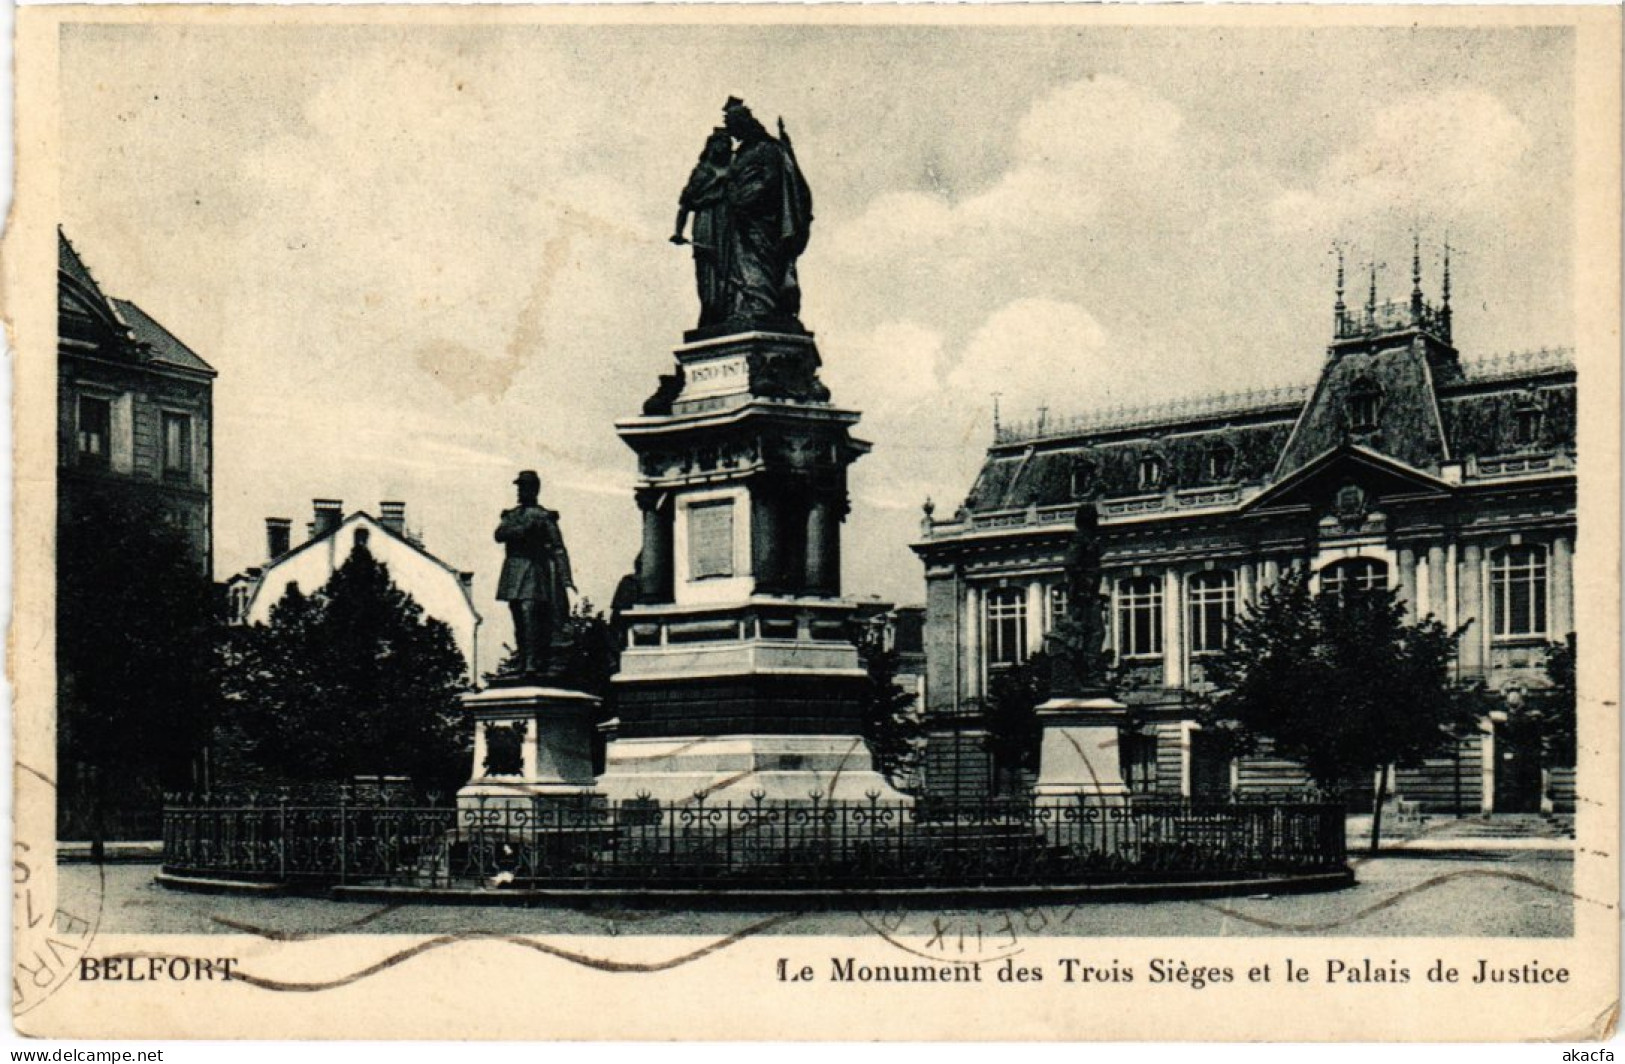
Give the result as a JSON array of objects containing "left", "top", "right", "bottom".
[
  {"left": 1442, "top": 238, "right": 1452, "bottom": 306},
  {"left": 1441, "top": 236, "right": 1454, "bottom": 342},
  {"left": 1410, "top": 231, "right": 1424, "bottom": 324},
  {"left": 1331, "top": 242, "right": 1348, "bottom": 338},
  {"left": 992, "top": 391, "right": 1002, "bottom": 435},
  {"left": 1365, "top": 261, "right": 1378, "bottom": 327}
]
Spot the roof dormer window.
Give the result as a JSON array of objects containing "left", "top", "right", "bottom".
[
  {"left": 1347, "top": 375, "right": 1381, "bottom": 433},
  {"left": 1513, "top": 399, "right": 1544, "bottom": 449},
  {"left": 1138, "top": 455, "right": 1165, "bottom": 492},
  {"left": 1206, "top": 442, "right": 1235, "bottom": 482},
  {"left": 1071, "top": 457, "right": 1098, "bottom": 499}
]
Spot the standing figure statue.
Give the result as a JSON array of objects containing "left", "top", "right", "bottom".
[
  {"left": 495, "top": 470, "right": 576, "bottom": 682},
  {"left": 723, "top": 97, "right": 813, "bottom": 325},
  {"left": 1048, "top": 502, "right": 1111, "bottom": 697},
  {"left": 671, "top": 127, "right": 735, "bottom": 329}
]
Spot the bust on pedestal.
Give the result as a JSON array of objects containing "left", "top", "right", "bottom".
[
  {"left": 1034, "top": 503, "right": 1130, "bottom": 801},
  {"left": 457, "top": 471, "right": 601, "bottom": 817}
]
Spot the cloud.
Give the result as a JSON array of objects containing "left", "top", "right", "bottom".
[
  {"left": 947, "top": 298, "right": 1109, "bottom": 419},
  {"left": 825, "top": 76, "right": 1190, "bottom": 272},
  {"left": 1269, "top": 89, "right": 1532, "bottom": 236}
]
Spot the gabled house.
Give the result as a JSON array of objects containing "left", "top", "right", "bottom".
[{"left": 228, "top": 499, "right": 482, "bottom": 680}]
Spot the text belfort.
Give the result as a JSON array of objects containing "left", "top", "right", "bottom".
[{"left": 79, "top": 957, "right": 238, "bottom": 982}]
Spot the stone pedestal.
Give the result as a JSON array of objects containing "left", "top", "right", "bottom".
[
  {"left": 600, "top": 327, "right": 911, "bottom": 810},
  {"left": 597, "top": 734, "right": 909, "bottom": 805},
  {"left": 456, "top": 686, "right": 601, "bottom": 816},
  {"left": 1033, "top": 695, "right": 1130, "bottom": 800}
]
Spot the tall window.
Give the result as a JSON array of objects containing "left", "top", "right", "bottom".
[
  {"left": 1320, "top": 557, "right": 1388, "bottom": 599},
  {"left": 1491, "top": 545, "right": 1548, "bottom": 637},
  {"left": 985, "top": 587, "right": 1028, "bottom": 670},
  {"left": 1187, "top": 570, "right": 1237, "bottom": 654},
  {"left": 77, "top": 395, "right": 111, "bottom": 466},
  {"left": 162, "top": 412, "right": 193, "bottom": 476},
  {"left": 1047, "top": 585, "right": 1070, "bottom": 631},
  {"left": 1206, "top": 443, "right": 1235, "bottom": 482},
  {"left": 687, "top": 499, "right": 735, "bottom": 579},
  {"left": 1117, "top": 576, "right": 1163, "bottom": 658}
]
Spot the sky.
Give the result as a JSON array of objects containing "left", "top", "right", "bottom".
[{"left": 59, "top": 21, "right": 1575, "bottom": 672}]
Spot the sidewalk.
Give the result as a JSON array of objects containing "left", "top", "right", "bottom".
[{"left": 1346, "top": 812, "right": 1575, "bottom": 853}]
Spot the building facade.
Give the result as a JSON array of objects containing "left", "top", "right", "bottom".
[
  {"left": 58, "top": 229, "right": 216, "bottom": 571},
  {"left": 227, "top": 499, "right": 482, "bottom": 679},
  {"left": 914, "top": 252, "right": 1576, "bottom": 813}
]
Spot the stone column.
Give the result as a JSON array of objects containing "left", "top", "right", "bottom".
[
  {"left": 1459, "top": 542, "right": 1485, "bottom": 676},
  {"left": 1551, "top": 534, "right": 1573, "bottom": 637},
  {"left": 1238, "top": 561, "right": 1257, "bottom": 612},
  {"left": 639, "top": 497, "right": 673, "bottom": 603},
  {"left": 471, "top": 720, "right": 489, "bottom": 780},
  {"left": 1027, "top": 580, "right": 1047, "bottom": 647},
  {"left": 519, "top": 718, "right": 538, "bottom": 779},
  {"left": 1260, "top": 556, "right": 1280, "bottom": 592},
  {"left": 751, "top": 492, "right": 783, "bottom": 593},
  {"left": 1426, "top": 544, "right": 1448, "bottom": 620},
  {"left": 964, "top": 585, "right": 983, "bottom": 701},
  {"left": 1162, "top": 568, "right": 1184, "bottom": 689},
  {"left": 804, "top": 498, "right": 839, "bottom": 596},
  {"left": 1397, "top": 546, "right": 1419, "bottom": 623}
]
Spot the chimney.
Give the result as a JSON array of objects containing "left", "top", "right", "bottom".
[
  {"left": 265, "top": 517, "right": 292, "bottom": 560},
  {"left": 379, "top": 500, "right": 407, "bottom": 538},
  {"left": 312, "top": 499, "right": 343, "bottom": 538}
]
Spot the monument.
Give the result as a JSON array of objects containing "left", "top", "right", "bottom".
[
  {"left": 1033, "top": 502, "right": 1130, "bottom": 800},
  {"left": 597, "top": 98, "right": 907, "bottom": 804},
  {"left": 457, "top": 470, "right": 600, "bottom": 815}
]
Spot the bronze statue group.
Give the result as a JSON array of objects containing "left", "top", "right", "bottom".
[{"left": 671, "top": 97, "right": 814, "bottom": 331}]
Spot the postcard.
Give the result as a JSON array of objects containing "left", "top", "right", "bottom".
[{"left": 9, "top": 4, "right": 1620, "bottom": 1041}]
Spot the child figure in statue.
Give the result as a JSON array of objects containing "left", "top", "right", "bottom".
[{"left": 670, "top": 127, "right": 734, "bottom": 329}]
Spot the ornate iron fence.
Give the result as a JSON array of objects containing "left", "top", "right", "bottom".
[{"left": 162, "top": 793, "right": 1346, "bottom": 891}]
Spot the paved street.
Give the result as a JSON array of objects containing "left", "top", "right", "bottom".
[{"left": 62, "top": 849, "right": 1572, "bottom": 939}]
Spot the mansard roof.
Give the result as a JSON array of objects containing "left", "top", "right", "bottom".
[{"left": 959, "top": 347, "right": 1574, "bottom": 516}]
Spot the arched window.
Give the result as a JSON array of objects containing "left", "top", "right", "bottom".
[
  {"left": 1116, "top": 576, "right": 1163, "bottom": 658},
  {"left": 1320, "top": 557, "right": 1388, "bottom": 599},
  {"left": 1491, "top": 544, "right": 1548, "bottom": 637},
  {"left": 1206, "top": 442, "right": 1235, "bottom": 482},
  {"left": 1138, "top": 455, "right": 1165, "bottom": 492},
  {"left": 984, "top": 587, "right": 1028, "bottom": 670},
  {"left": 1188, "top": 570, "right": 1237, "bottom": 654},
  {"left": 1347, "top": 375, "right": 1382, "bottom": 433}
]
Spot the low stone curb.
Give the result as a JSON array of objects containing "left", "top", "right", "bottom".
[{"left": 154, "top": 867, "right": 1355, "bottom": 907}]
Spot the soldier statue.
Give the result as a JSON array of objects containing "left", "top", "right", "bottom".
[{"left": 494, "top": 470, "right": 575, "bottom": 682}]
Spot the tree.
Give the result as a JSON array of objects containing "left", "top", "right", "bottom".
[
  {"left": 215, "top": 541, "right": 471, "bottom": 796},
  {"left": 855, "top": 622, "right": 925, "bottom": 788},
  {"left": 1506, "top": 634, "right": 1577, "bottom": 768},
  {"left": 57, "top": 489, "right": 221, "bottom": 851},
  {"left": 1204, "top": 567, "right": 1485, "bottom": 852}
]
